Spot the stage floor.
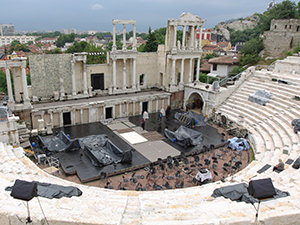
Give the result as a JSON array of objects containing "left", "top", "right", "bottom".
[{"left": 34, "top": 110, "right": 225, "bottom": 183}]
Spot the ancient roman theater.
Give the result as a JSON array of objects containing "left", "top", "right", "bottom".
[{"left": 0, "top": 13, "right": 300, "bottom": 225}]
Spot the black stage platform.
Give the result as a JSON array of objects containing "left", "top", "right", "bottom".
[
  {"left": 129, "top": 110, "right": 225, "bottom": 154},
  {"left": 33, "top": 111, "right": 225, "bottom": 183},
  {"left": 40, "top": 122, "right": 150, "bottom": 183}
]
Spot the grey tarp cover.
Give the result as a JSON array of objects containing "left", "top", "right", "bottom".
[
  {"left": 164, "top": 125, "right": 204, "bottom": 147},
  {"left": 228, "top": 137, "right": 250, "bottom": 151},
  {"left": 0, "top": 106, "right": 10, "bottom": 121},
  {"left": 248, "top": 90, "right": 272, "bottom": 106},
  {"left": 6, "top": 182, "right": 82, "bottom": 199},
  {"left": 38, "top": 131, "right": 81, "bottom": 152},
  {"left": 292, "top": 119, "right": 300, "bottom": 133},
  {"left": 174, "top": 111, "right": 208, "bottom": 127},
  {"left": 212, "top": 183, "right": 290, "bottom": 204},
  {"left": 292, "top": 156, "right": 300, "bottom": 169},
  {"left": 80, "top": 134, "right": 132, "bottom": 167}
]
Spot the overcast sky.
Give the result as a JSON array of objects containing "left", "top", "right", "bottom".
[{"left": 0, "top": 0, "right": 297, "bottom": 32}]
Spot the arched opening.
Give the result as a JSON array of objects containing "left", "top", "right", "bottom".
[{"left": 186, "top": 92, "right": 204, "bottom": 113}]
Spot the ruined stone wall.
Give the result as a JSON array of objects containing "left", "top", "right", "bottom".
[
  {"left": 263, "top": 19, "right": 300, "bottom": 58},
  {"left": 29, "top": 54, "right": 73, "bottom": 99},
  {"left": 136, "top": 52, "right": 159, "bottom": 88}
]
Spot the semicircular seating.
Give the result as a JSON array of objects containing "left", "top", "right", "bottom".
[{"left": 1, "top": 56, "right": 300, "bottom": 224}]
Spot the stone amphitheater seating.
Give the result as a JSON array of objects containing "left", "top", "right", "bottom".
[{"left": 1, "top": 56, "right": 300, "bottom": 224}]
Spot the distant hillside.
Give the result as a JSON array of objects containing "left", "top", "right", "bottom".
[{"left": 212, "top": 14, "right": 260, "bottom": 41}]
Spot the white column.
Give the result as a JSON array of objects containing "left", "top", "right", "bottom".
[
  {"left": 133, "top": 101, "right": 136, "bottom": 116},
  {"left": 49, "top": 111, "right": 53, "bottom": 127},
  {"left": 133, "top": 24, "right": 136, "bottom": 51},
  {"left": 196, "top": 57, "right": 200, "bottom": 82},
  {"left": 198, "top": 27, "right": 202, "bottom": 50},
  {"left": 122, "top": 58, "right": 127, "bottom": 90},
  {"left": 5, "top": 65, "right": 14, "bottom": 103},
  {"left": 83, "top": 58, "right": 88, "bottom": 95},
  {"left": 71, "top": 109, "right": 76, "bottom": 125},
  {"left": 126, "top": 102, "right": 129, "bottom": 116},
  {"left": 156, "top": 99, "right": 159, "bottom": 112},
  {"left": 191, "top": 26, "right": 195, "bottom": 50},
  {"left": 71, "top": 59, "right": 76, "bottom": 95},
  {"left": 149, "top": 99, "right": 152, "bottom": 113},
  {"left": 172, "top": 25, "right": 177, "bottom": 51},
  {"left": 21, "top": 65, "right": 29, "bottom": 102},
  {"left": 122, "top": 24, "right": 126, "bottom": 50},
  {"left": 59, "top": 112, "right": 63, "bottom": 127},
  {"left": 171, "top": 58, "right": 176, "bottom": 86},
  {"left": 112, "top": 24, "right": 116, "bottom": 51},
  {"left": 182, "top": 26, "right": 186, "bottom": 50},
  {"left": 80, "top": 109, "right": 83, "bottom": 123},
  {"left": 113, "top": 59, "right": 117, "bottom": 91},
  {"left": 120, "top": 103, "right": 122, "bottom": 117},
  {"left": 188, "top": 58, "right": 193, "bottom": 83},
  {"left": 132, "top": 58, "right": 136, "bottom": 90},
  {"left": 180, "top": 58, "right": 184, "bottom": 84}
]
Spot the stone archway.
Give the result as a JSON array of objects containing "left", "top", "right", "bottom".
[{"left": 186, "top": 92, "right": 204, "bottom": 113}]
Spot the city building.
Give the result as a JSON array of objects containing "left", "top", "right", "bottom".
[
  {"left": 0, "top": 24, "right": 14, "bottom": 36},
  {"left": 0, "top": 35, "right": 36, "bottom": 46}
]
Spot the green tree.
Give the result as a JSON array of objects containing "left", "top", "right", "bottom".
[
  {"left": 203, "top": 53, "right": 218, "bottom": 60},
  {"left": 0, "top": 70, "right": 8, "bottom": 94},
  {"left": 293, "top": 40, "right": 300, "bottom": 53},
  {"left": 56, "top": 33, "right": 75, "bottom": 47},
  {"left": 66, "top": 41, "right": 106, "bottom": 64},
  {"left": 45, "top": 48, "right": 62, "bottom": 54},
  {"left": 107, "top": 40, "right": 122, "bottom": 51},
  {"left": 240, "top": 38, "right": 264, "bottom": 66},
  {"left": 143, "top": 27, "right": 158, "bottom": 52},
  {"left": 9, "top": 41, "right": 30, "bottom": 53}
]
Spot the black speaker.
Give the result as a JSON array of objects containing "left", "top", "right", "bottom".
[
  {"left": 11, "top": 179, "right": 38, "bottom": 201},
  {"left": 248, "top": 178, "right": 276, "bottom": 199}
]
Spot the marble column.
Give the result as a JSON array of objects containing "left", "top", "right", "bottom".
[
  {"left": 172, "top": 25, "right": 177, "bottom": 51},
  {"left": 191, "top": 26, "right": 195, "bottom": 50},
  {"left": 156, "top": 99, "right": 159, "bottom": 112},
  {"left": 80, "top": 109, "right": 83, "bottom": 124},
  {"left": 120, "top": 103, "right": 122, "bottom": 117},
  {"left": 132, "top": 58, "right": 136, "bottom": 90},
  {"left": 180, "top": 58, "right": 184, "bottom": 84},
  {"left": 122, "top": 24, "right": 126, "bottom": 50},
  {"left": 133, "top": 24, "right": 136, "bottom": 51},
  {"left": 21, "top": 65, "right": 29, "bottom": 102},
  {"left": 198, "top": 27, "right": 202, "bottom": 50},
  {"left": 122, "top": 58, "right": 127, "bottom": 90},
  {"left": 196, "top": 57, "right": 200, "bottom": 82},
  {"left": 188, "top": 58, "right": 193, "bottom": 83},
  {"left": 5, "top": 65, "right": 14, "bottom": 103},
  {"left": 71, "top": 109, "right": 76, "bottom": 125},
  {"left": 112, "top": 24, "right": 116, "bottom": 51},
  {"left": 171, "top": 58, "right": 176, "bottom": 86},
  {"left": 71, "top": 59, "right": 76, "bottom": 96},
  {"left": 49, "top": 111, "right": 53, "bottom": 127},
  {"left": 133, "top": 101, "right": 136, "bottom": 116},
  {"left": 59, "top": 112, "right": 63, "bottom": 127},
  {"left": 83, "top": 59, "right": 88, "bottom": 95},
  {"left": 182, "top": 26, "right": 186, "bottom": 50},
  {"left": 113, "top": 59, "right": 117, "bottom": 91}
]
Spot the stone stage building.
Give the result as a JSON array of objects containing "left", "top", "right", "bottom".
[{"left": 1, "top": 13, "right": 217, "bottom": 135}]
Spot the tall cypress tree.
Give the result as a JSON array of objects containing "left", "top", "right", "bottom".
[{"left": 144, "top": 27, "right": 158, "bottom": 52}]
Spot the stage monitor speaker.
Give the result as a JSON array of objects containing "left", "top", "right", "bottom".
[
  {"left": 11, "top": 179, "right": 38, "bottom": 201},
  {"left": 248, "top": 178, "right": 276, "bottom": 199}
]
